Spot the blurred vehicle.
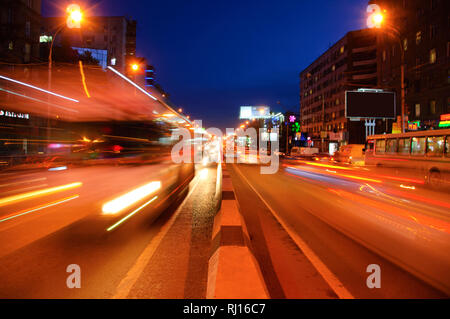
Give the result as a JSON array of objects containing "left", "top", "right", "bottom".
[
  {"left": 365, "top": 129, "right": 450, "bottom": 188},
  {"left": 312, "top": 152, "right": 331, "bottom": 162},
  {"left": 333, "top": 144, "right": 365, "bottom": 165},
  {"left": 289, "top": 146, "right": 319, "bottom": 159}
]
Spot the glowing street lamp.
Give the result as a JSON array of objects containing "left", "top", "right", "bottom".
[
  {"left": 366, "top": 4, "right": 383, "bottom": 28},
  {"left": 131, "top": 63, "right": 139, "bottom": 71},
  {"left": 66, "top": 4, "right": 83, "bottom": 29}
]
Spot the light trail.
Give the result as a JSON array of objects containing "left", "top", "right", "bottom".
[
  {"left": 305, "top": 162, "right": 352, "bottom": 170},
  {"left": 0, "top": 88, "right": 79, "bottom": 113},
  {"left": 102, "top": 181, "right": 161, "bottom": 215},
  {"left": 0, "top": 182, "right": 82, "bottom": 207},
  {"left": 78, "top": 61, "right": 91, "bottom": 98},
  {"left": 106, "top": 196, "right": 158, "bottom": 232},
  {"left": 0, "top": 194, "right": 79, "bottom": 223},
  {"left": 0, "top": 75, "right": 79, "bottom": 102},
  {"left": 107, "top": 66, "right": 158, "bottom": 101}
]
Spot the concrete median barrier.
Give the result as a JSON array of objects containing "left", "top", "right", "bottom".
[{"left": 206, "top": 164, "right": 269, "bottom": 299}]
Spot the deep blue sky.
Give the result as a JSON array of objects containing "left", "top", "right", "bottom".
[{"left": 43, "top": 0, "right": 369, "bottom": 129}]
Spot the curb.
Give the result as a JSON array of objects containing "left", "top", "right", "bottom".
[{"left": 206, "top": 164, "right": 269, "bottom": 299}]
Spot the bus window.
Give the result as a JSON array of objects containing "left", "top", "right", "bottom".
[
  {"left": 375, "top": 139, "right": 386, "bottom": 154},
  {"left": 411, "top": 137, "right": 426, "bottom": 156},
  {"left": 446, "top": 136, "right": 450, "bottom": 157},
  {"left": 386, "top": 139, "right": 398, "bottom": 154},
  {"left": 398, "top": 138, "right": 410, "bottom": 155},
  {"left": 427, "top": 136, "right": 444, "bottom": 157}
]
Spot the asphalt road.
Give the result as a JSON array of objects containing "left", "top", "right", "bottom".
[
  {"left": 0, "top": 163, "right": 219, "bottom": 298},
  {"left": 226, "top": 160, "right": 449, "bottom": 298}
]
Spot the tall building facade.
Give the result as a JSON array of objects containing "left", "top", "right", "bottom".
[
  {"left": 41, "top": 16, "right": 137, "bottom": 73},
  {"left": 370, "top": 0, "right": 450, "bottom": 129},
  {"left": 0, "top": 0, "right": 42, "bottom": 63},
  {"left": 300, "top": 29, "right": 381, "bottom": 151}
]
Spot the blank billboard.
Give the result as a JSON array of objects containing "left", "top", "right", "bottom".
[{"left": 345, "top": 91, "right": 396, "bottom": 119}]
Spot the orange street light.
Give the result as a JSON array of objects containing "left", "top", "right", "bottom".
[
  {"left": 366, "top": 4, "right": 384, "bottom": 28},
  {"left": 131, "top": 63, "right": 139, "bottom": 71},
  {"left": 66, "top": 4, "right": 83, "bottom": 29}
]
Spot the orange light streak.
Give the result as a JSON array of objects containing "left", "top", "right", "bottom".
[{"left": 0, "top": 182, "right": 82, "bottom": 207}]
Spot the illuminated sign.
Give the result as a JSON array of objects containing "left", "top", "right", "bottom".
[
  {"left": 408, "top": 121, "right": 420, "bottom": 131},
  {"left": 289, "top": 115, "right": 296, "bottom": 123},
  {"left": 438, "top": 121, "right": 450, "bottom": 128},
  {"left": 239, "top": 106, "right": 270, "bottom": 119},
  {"left": 0, "top": 110, "right": 29, "bottom": 119},
  {"left": 441, "top": 114, "right": 450, "bottom": 121},
  {"left": 39, "top": 35, "right": 52, "bottom": 43}
]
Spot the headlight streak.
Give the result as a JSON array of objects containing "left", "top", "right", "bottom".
[
  {"left": 48, "top": 166, "right": 67, "bottom": 171},
  {"left": 305, "top": 162, "right": 352, "bottom": 170},
  {"left": 0, "top": 194, "right": 79, "bottom": 223},
  {"left": 0, "top": 182, "right": 82, "bottom": 207},
  {"left": 101, "top": 181, "right": 161, "bottom": 215},
  {"left": 106, "top": 196, "right": 158, "bottom": 232},
  {"left": 0, "top": 75, "right": 79, "bottom": 102}
]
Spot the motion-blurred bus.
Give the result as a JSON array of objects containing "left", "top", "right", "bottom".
[{"left": 365, "top": 129, "right": 450, "bottom": 187}]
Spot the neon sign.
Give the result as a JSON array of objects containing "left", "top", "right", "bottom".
[{"left": 0, "top": 110, "right": 29, "bottom": 119}]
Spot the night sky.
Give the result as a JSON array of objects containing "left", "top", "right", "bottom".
[{"left": 43, "top": 0, "right": 369, "bottom": 129}]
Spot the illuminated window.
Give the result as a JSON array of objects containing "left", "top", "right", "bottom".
[
  {"left": 398, "top": 138, "right": 411, "bottom": 155},
  {"left": 416, "top": 31, "right": 422, "bottom": 45},
  {"left": 411, "top": 137, "right": 425, "bottom": 155},
  {"left": 375, "top": 139, "right": 386, "bottom": 154},
  {"left": 415, "top": 103, "right": 420, "bottom": 117},
  {"left": 427, "top": 136, "right": 444, "bottom": 157},
  {"left": 340, "top": 46, "right": 344, "bottom": 54},
  {"left": 446, "top": 137, "right": 450, "bottom": 157},
  {"left": 382, "top": 50, "right": 386, "bottom": 62},
  {"left": 430, "top": 100, "right": 436, "bottom": 114},
  {"left": 430, "top": 48, "right": 436, "bottom": 63},
  {"left": 386, "top": 139, "right": 398, "bottom": 154},
  {"left": 403, "top": 38, "right": 408, "bottom": 51},
  {"left": 8, "top": 41, "right": 13, "bottom": 50},
  {"left": 332, "top": 65, "right": 336, "bottom": 71}
]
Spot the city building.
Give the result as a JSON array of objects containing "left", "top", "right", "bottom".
[
  {"left": 41, "top": 16, "right": 137, "bottom": 73},
  {"left": 300, "top": 29, "right": 381, "bottom": 152},
  {"left": 0, "top": 0, "right": 42, "bottom": 63},
  {"left": 369, "top": 0, "right": 450, "bottom": 130}
]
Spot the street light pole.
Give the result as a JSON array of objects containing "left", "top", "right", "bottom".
[{"left": 367, "top": 5, "right": 406, "bottom": 133}]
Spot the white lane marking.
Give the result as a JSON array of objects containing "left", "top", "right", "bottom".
[
  {"left": 111, "top": 175, "right": 202, "bottom": 299},
  {"left": 234, "top": 164, "right": 354, "bottom": 299}
]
